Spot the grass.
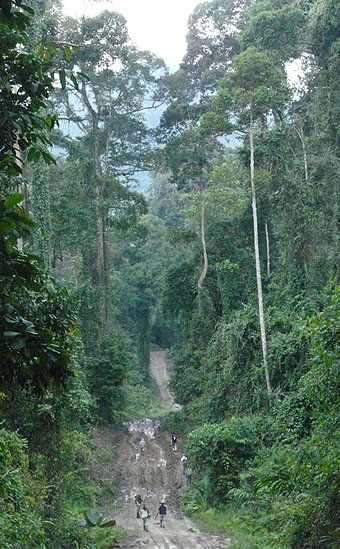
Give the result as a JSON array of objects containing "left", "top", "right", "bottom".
[{"left": 187, "top": 504, "right": 289, "bottom": 549}]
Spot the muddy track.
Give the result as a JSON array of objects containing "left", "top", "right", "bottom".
[{"left": 94, "top": 350, "right": 230, "bottom": 548}]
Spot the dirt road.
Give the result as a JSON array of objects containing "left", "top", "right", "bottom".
[
  {"left": 96, "top": 350, "right": 230, "bottom": 548},
  {"left": 149, "top": 350, "right": 181, "bottom": 412}
]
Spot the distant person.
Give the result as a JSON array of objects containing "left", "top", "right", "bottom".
[
  {"left": 181, "top": 454, "right": 188, "bottom": 473},
  {"left": 171, "top": 433, "right": 178, "bottom": 451},
  {"left": 135, "top": 493, "right": 142, "bottom": 518},
  {"left": 185, "top": 467, "right": 192, "bottom": 485},
  {"left": 139, "top": 437, "right": 146, "bottom": 454},
  {"left": 156, "top": 501, "right": 167, "bottom": 528},
  {"left": 140, "top": 503, "right": 150, "bottom": 531}
]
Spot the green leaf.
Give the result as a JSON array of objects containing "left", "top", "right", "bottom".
[
  {"left": 27, "top": 147, "right": 41, "bottom": 163},
  {"left": 99, "top": 519, "right": 116, "bottom": 528},
  {"left": 4, "top": 193, "right": 24, "bottom": 208},
  {"left": 84, "top": 511, "right": 100, "bottom": 527},
  {"left": 20, "top": 5, "right": 35, "bottom": 14},
  {"left": 41, "top": 150, "right": 56, "bottom": 165},
  {"left": 70, "top": 73, "right": 79, "bottom": 91},
  {"left": 78, "top": 71, "right": 90, "bottom": 81},
  {"left": 64, "top": 44, "right": 73, "bottom": 62},
  {"left": 3, "top": 331, "right": 21, "bottom": 337},
  {"left": 7, "top": 164, "right": 22, "bottom": 176}
]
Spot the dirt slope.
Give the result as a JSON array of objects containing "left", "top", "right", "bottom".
[
  {"left": 149, "top": 350, "right": 181, "bottom": 412},
  {"left": 94, "top": 350, "right": 231, "bottom": 548}
]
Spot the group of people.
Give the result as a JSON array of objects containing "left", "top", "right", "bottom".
[
  {"left": 134, "top": 494, "right": 167, "bottom": 531},
  {"left": 134, "top": 432, "right": 192, "bottom": 532},
  {"left": 172, "top": 434, "right": 193, "bottom": 484}
]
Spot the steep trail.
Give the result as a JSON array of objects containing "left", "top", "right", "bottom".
[
  {"left": 149, "top": 350, "right": 182, "bottom": 412},
  {"left": 95, "top": 350, "right": 230, "bottom": 548}
]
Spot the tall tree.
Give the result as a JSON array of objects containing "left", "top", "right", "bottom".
[
  {"left": 56, "top": 11, "right": 167, "bottom": 319},
  {"left": 163, "top": 127, "right": 220, "bottom": 313},
  {"left": 182, "top": 0, "right": 254, "bottom": 100},
  {"left": 201, "top": 47, "right": 290, "bottom": 396}
]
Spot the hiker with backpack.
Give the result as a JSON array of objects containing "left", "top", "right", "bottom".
[
  {"left": 185, "top": 467, "right": 192, "bottom": 485},
  {"left": 140, "top": 504, "right": 150, "bottom": 531},
  {"left": 155, "top": 501, "right": 167, "bottom": 528},
  {"left": 134, "top": 493, "right": 142, "bottom": 518},
  {"left": 181, "top": 454, "right": 188, "bottom": 473}
]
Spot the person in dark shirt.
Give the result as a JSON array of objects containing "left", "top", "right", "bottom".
[
  {"left": 157, "top": 501, "right": 167, "bottom": 528},
  {"left": 134, "top": 493, "right": 142, "bottom": 518},
  {"left": 171, "top": 433, "right": 177, "bottom": 451}
]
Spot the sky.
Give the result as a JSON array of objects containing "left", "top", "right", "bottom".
[{"left": 62, "top": 0, "right": 201, "bottom": 67}]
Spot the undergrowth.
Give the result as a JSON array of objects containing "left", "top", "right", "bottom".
[{"left": 185, "top": 503, "right": 289, "bottom": 549}]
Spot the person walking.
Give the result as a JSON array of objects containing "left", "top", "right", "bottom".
[
  {"left": 134, "top": 493, "right": 142, "bottom": 518},
  {"left": 181, "top": 454, "right": 188, "bottom": 474},
  {"left": 139, "top": 437, "right": 146, "bottom": 454},
  {"left": 140, "top": 504, "right": 150, "bottom": 531},
  {"left": 185, "top": 467, "right": 192, "bottom": 485},
  {"left": 156, "top": 501, "right": 167, "bottom": 528},
  {"left": 171, "top": 433, "right": 178, "bottom": 451}
]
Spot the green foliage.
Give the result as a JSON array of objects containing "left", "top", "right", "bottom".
[
  {"left": 182, "top": 0, "right": 253, "bottom": 97},
  {"left": 121, "top": 365, "right": 166, "bottom": 418},
  {"left": 88, "top": 333, "right": 128, "bottom": 422},
  {"left": 84, "top": 510, "right": 116, "bottom": 528},
  {"left": 202, "top": 47, "right": 290, "bottom": 133},
  {"left": 240, "top": 3, "right": 305, "bottom": 62},
  {"left": 0, "top": 199, "right": 77, "bottom": 394},
  {"left": 185, "top": 416, "right": 272, "bottom": 502},
  {"left": 0, "top": 428, "right": 47, "bottom": 548},
  {"left": 0, "top": 1, "right": 65, "bottom": 178},
  {"left": 162, "top": 410, "right": 189, "bottom": 434},
  {"left": 5, "top": 0, "right": 340, "bottom": 547},
  {"left": 187, "top": 504, "right": 289, "bottom": 549}
]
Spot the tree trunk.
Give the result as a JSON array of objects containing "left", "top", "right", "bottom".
[
  {"left": 249, "top": 111, "right": 272, "bottom": 396},
  {"left": 14, "top": 139, "right": 24, "bottom": 251},
  {"left": 93, "top": 121, "right": 107, "bottom": 321},
  {"left": 265, "top": 220, "right": 270, "bottom": 278},
  {"left": 197, "top": 179, "right": 208, "bottom": 315},
  {"left": 295, "top": 124, "right": 308, "bottom": 184}
]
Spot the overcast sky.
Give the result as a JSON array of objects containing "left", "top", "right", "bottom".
[{"left": 62, "top": 0, "right": 201, "bottom": 67}]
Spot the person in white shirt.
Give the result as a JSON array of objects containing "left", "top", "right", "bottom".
[
  {"left": 140, "top": 504, "right": 150, "bottom": 531},
  {"left": 139, "top": 437, "right": 146, "bottom": 454},
  {"left": 181, "top": 454, "right": 188, "bottom": 474}
]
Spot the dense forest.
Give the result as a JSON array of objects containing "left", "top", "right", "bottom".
[{"left": 1, "top": 0, "right": 340, "bottom": 547}]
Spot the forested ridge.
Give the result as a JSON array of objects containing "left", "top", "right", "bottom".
[{"left": 1, "top": 0, "right": 340, "bottom": 547}]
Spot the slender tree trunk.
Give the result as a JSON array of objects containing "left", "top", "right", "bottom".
[
  {"left": 80, "top": 83, "right": 107, "bottom": 320},
  {"left": 197, "top": 178, "right": 208, "bottom": 315},
  {"left": 265, "top": 220, "right": 270, "bottom": 278},
  {"left": 295, "top": 125, "right": 308, "bottom": 183},
  {"left": 249, "top": 111, "right": 272, "bottom": 396},
  {"left": 14, "top": 139, "right": 24, "bottom": 251},
  {"left": 93, "top": 121, "right": 107, "bottom": 321}
]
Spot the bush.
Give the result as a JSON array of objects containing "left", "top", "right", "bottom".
[
  {"left": 185, "top": 415, "right": 273, "bottom": 502},
  {"left": 0, "top": 428, "right": 47, "bottom": 548}
]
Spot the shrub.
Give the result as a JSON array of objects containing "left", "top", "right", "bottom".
[
  {"left": 185, "top": 415, "right": 273, "bottom": 502},
  {"left": 0, "top": 428, "right": 46, "bottom": 548}
]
